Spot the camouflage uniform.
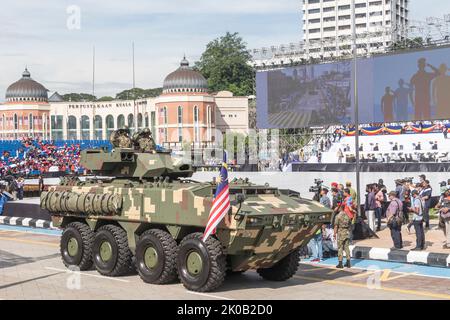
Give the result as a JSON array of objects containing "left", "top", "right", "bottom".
[
  {"left": 110, "top": 129, "right": 132, "bottom": 148},
  {"left": 134, "top": 128, "right": 156, "bottom": 153},
  {"left": 334, "top": 211, "right": 351, "bottom": 266}
]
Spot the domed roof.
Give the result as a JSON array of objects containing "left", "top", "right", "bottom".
[
  {"left": 163, "top": 57, "right": 208, "bottom": 94},
  {"left": 5, "top": 68, "right": 48, "bottom": 102}
]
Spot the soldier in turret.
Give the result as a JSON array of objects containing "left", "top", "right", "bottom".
[
  {"left": 110, "top": 128, "right": 133, "bottom": 148},
  {"left": 133, "top": 128, "right": 156, "bottom": 153}
]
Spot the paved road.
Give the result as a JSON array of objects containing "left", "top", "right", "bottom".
[{"left": 1, "top": 225, "right": 450, "bottom": 300}]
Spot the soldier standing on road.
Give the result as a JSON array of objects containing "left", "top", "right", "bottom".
[
  {"left": 334, "top": 193, "right": 352, "bottom": 269},
  {"left": 334, "top": 211, "right": 352, "bottom": 268}
]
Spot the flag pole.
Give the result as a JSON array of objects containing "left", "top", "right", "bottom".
[{"left": 132, "top": 42, "right": 137, "bottom": 133}]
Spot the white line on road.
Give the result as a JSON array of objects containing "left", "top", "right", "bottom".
[
  {"left": 45, "top": 267, "right": 130, "bottom": 283},
  {"left": 300, "top": 262, "right": 450, "bottom": 280},
  {"left": 187, "top": 291, "right": 234, "bottom": 300}
]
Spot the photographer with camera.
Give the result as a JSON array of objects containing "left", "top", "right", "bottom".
[
  {"left": 309, "top": 179, "right": 324, "bottom": 202},
  {"left": 386, "top": 191, "right": 404, "bottom": 249}
]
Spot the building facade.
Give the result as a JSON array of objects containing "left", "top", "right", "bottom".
[
  {"left": 302, "top": 0, "right": 409, "bottom": 57},
  {"left": 1, "top": 59, "right": 250, "bottom": 146},
  {"left": 0, "top": 68, "right": 51, "bottom": 139}
]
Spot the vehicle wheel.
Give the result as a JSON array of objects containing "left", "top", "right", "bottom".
[
  {"left": 177, "top": 232, "right": 226, "bottom": 292},
  {"left": 136, "top": 229, "right": 178, "bottom": 284},
  {"left": 60, "top": 222, "right": 94, "bottom": 271},
  {"left": 257, "top": 248, "right": 300, "bottom": 281},
  {"left": 92, "top": 224, "right": 133, "bottom": 276}
]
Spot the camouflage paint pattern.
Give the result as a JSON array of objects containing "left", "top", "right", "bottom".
[{"left": 41, "top": 148, "right": 332, "bottom": 271}]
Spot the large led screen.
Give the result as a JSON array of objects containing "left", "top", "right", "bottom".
[
  {"left": 257, "top": 45, "right": 450, "bottom": 129},
  {"left": 358, "top": 45, "right": 450, "bottom": 124},
  {"left": 257, "top": 61, "right": 353, "bottom": 128}
]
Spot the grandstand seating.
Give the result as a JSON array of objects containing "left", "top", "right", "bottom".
[{"left": 320, "top": 132, "right": 450, "bottom": 163}]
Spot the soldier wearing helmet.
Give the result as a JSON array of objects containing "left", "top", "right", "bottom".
[
  {"left": 133, "top": 128, "right": 156, "bottom": 153},
  {"left": 110, "top": 127, "right": 133, "bottom": 148}
]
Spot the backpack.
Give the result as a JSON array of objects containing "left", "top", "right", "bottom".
[{"left": 387, "top": 199, "right": 403, "bottom": 228}]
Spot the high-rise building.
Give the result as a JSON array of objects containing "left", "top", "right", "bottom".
[{"left": 302, "top": 0, "right": 409, "bottom": 57}]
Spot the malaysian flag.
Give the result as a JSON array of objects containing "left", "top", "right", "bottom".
[{"left": 203, "top": 152, "right": 230, "bottom": 241}]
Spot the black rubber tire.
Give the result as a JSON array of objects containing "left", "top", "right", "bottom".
[
  {"left": 136, "top": 229, "right": 178, "bottom": 284},
  {"left": 257, "top": 249, "right": 300, "bottom": 281},
  {"left": 177, "top": 233, "right": 226, "bottom": 292},
  {"left": 92, "top": 224, "right": 133, "bottom": 277},
  {"left": 60, "top": 222, "right": 94, "bottom": 271}
]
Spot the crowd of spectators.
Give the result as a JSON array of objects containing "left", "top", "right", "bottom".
[
  {"left": 307, "top": 175, "right": 450, "bottom": 262},
  {"left": 368, "top": 174, "right": 450, "bottom": 251},
  {"left": 0, "top": 136, "right": 85, "bottom": 178}
]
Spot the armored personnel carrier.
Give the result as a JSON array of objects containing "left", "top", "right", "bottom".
[{"left": 40, "top": 130, "right": 332, "bottom": 292}]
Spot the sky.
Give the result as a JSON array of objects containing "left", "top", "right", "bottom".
[{"left": 0, "top": 0, "right": 449, "bottom": 100}]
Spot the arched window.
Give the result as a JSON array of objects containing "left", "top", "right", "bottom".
[
  {"left": 138, "top": 113, "right": 143, "bottom": 129},
  {"left": 13, "top": 114, "right": 18, "bottom": 130},
  {"left": 207, "top": 105, "right": 212, "bottom": 141},
  {"left": 194, "top": 106, "right": 199, "bottom": 143},
  {"left": 178, "top": 106, "right": 183, "bottom": 124},
  {"left": 106, "top": 115, "right": 114, "bottom": 137},
  {"left": 163, "top": 107, "right": 168, "bottom": 124},
  {"left": 81, "top": 115, "right": 90, "bottom": 140},
  {"left": 127, "top": 113, "right": 134, "bottom": 131},
  {"left": 29, "top": 113, "right": 33, "bottom": 130},
  {"left": 94, "top": 115, "right": 103, "bottom": 140},
  {"left": 117, "top": 114, "right": 125, "bottom": 129},
  {"left": 67, "top": 115, "right": 77, "bottom": 140},
  {"left": 144, "top": 113, "right": 149, "bottom": 128}
]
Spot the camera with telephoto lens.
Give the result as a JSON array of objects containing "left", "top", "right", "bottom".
[
  {"left": 403, "top": 177, "right": 414, "bottom": 184},
  {"left": 309, "top": 179, "right": 324, "bottom": 201}
]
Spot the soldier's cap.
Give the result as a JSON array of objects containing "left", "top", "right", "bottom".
[{"left": 331, "top": 182, "right": 338, "bottom": 188}]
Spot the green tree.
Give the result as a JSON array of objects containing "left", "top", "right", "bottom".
[
  {"left": 115, "top": 87, "right": 162, "bottom": 100},
  {"left": 62, "top": 93, "right": 96, "bottom": 102},
  {"left": 97, "top": 96, "right": 114, "bottom": 102},
  {"left": 389, "top": 37, "right": 424, "bottom": 51},
  {"left": 195, "top": 32, "right": 254, "bottom": 96}
]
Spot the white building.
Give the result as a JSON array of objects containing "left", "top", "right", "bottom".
[{"left": 302, "top": 0, "right": 409, "bottom": 57}]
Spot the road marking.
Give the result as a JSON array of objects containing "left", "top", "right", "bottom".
[
  {"left": 0, "top": 231, "right": 21, "bottom": 236},
  {"left": 294, "top": 275, "right": 450, "bottom": 300},
  {"left": 326, "top": 269, "right": 342, "bottom": 275},
  {"left": 187, "top": 291, "right": 233, "bottom": 300},
  {"left": 0, "top": 236, "right": 59, "bottom": 247},
  {"left": 351, "top": 271, "right": 376, "bottom": 278},
  {"left": 381, "top": 271, "right": 418, "bottom": 282},
  {"left": 0, "top": 225, "right": 61, "bottom": 236},
  {"left": 45, "top": 267, "right": 130, "bottom": 283},
  {"left": 301, "top": 261, "right": 450, "bottom": 281}
]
